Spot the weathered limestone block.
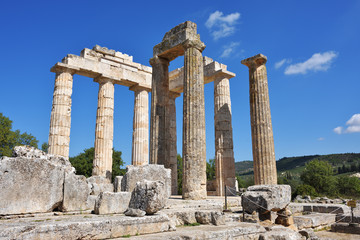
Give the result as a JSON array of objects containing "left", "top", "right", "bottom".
[
  {"left": 94, "top": 192, "right": 131, "bottom": 215},
  {"left": 87, "top": 176, "right": 114, "bottom": 196},
  {"left": 242, "top": 185, "right": 291, "bottom": 214},
  {"left": 114, "top": 176, "right": 123, "bottom": 192},
  {"left": 121, "top": 164, "right": 171, "bottom": 198},
  {"left": 294, "top": 213, "right": 336, "bottom": 229},
  {"left": 275, "top": 208, "right": 294, "bottom": 227},
  {"left": 259, "top": 225, "right": 303, "bottom": 240},
  {"left": 288, "top": 203, "right": 350, "bottom": 215},
  {"left": 195, "top": 211, "right": 226, "bottom": 226},
  {"left": 0, "top": 155, "right": 65, "bottom": 215},
  {"left": 128, "top": 180, "right": 167, "bottom": 215},
  {"left": 62, "top": 172, "right": 90, "bottom": 212},
  {"left": 124, "top": 208, "right": 146, "bottom": 217},
  {"left": 241, "top": 54, "right": 277, "bottom": 185}
]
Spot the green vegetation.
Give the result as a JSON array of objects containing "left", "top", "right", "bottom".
[
  {"left": 69, "top": 147, "right": 125, "bottom": 181},
  {"left": 184, "top": 222, "right": 200, "bottom": 227},
  {"left": 0, "top": 113, "right": 39, "bottom": 157},
  {"left": 206, "top": 157, "right": 215, "bottom": 180},
  {"left": 236, "top": 154, "right": 360, "bottom": 199},
  {"left": 177, "top": 154, "right": 183, "bottom": 195}
]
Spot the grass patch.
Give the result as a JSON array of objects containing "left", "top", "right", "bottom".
[
  {"left": 121, "top": 234, "right": 131, "bottom": 238},
  {"left": 34, "top": 220, "right": 45, "bottom": 222},
  {"left": 83, "top": 216, "right": 92, "bottom": 218},
  {"left": 184, "top": 222, "right": 201, "bottom": 227}
]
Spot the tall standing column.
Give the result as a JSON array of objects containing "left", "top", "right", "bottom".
[
  {"left": 168, "top": 92, "right": 180, "bottom": 195},
  {"left": 48, "top": 71, "right": 74, "bottom": 158},
  {"left": 149, "top": 56, "right": 170, "bottom": 165},
  {"left": 92, "top": 78, "right": 114, "bottom": 181},
  {"left": 241, "top": 54, "right": 277, "bottom": 185},
  {"left": 131, "top": 86, "right": 149, "bottom": 166},
  {"left": 214, "top": 75, "right": 235, "bottom": 196},
  {"left": 182, "top": 40, "right": 207, "bottom": 200}
]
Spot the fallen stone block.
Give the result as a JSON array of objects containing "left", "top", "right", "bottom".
[
  {"left": 289, "top": 203, "right": 350, "bottom": 215},
  {"left": 87, "top": 176, "right": 114, "bottom": 196},
  {"left": 242, "top": 185, "right": 291, "bottom": 214},
  {"left": 331, "top": 222, "right": 360, "bottom": 235},
  {"left": 195, "top": 211, "right": 226, "bottom": 226},
  {"left": 0, "top": 155, "right": 66, "bottom": 215},
  {"left": 129, "top": 180, "right": 167, "bottom": 215},
  {"left": 94, "top": 192, "right": 131, "bottom": 215},
  {"left": 62, "top": 172, "right": 90, "bottom": 212},
  {"left": 122, "top": 164, "right": 171, "bottom": 198},
  {"left": 294, "top": 213, "right": 336, "bottom": 229},
  {"left": 124, "top": 208, "right": 146, "bottom": 217},
  {"left": 259, "top": 225, "right": 303, "bottom": 240}
]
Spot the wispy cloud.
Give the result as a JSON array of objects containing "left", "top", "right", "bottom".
[
  {"left": 274, "top": 59, "right": 291, "bottom": 69},
  {"left": 205, "top": 11, "right": 240, "bottom": 40},
  {"left": 220, "top": 42, "right": 240, "bottom": 58},
  {"left": 333, "top": 114, "right": 360, "bottom": 134},
  {"left": 284, "top": 51, "right": 338, "bottom": 75},
  {"left": 318, "top": 137, "right": 325, "bottom": 141}
]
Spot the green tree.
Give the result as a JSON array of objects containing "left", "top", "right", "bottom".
[
  {"left": 41, "top": 142, "right": 49, "bottom": 153},
  {"left": 337, "top": 176, "right": 360, "bottom": 197},
  {"left": 177, "top": 154, "right": 183, "bottom": 195},
  {"left": 300, "top": 160, "right": 338, "bottom": 196},
  {"left": 0, "top": 113, "right": 38, "bottom": 157},
  {"left": 70, "top": 147, "right": 125, "bottom": 181},
  {"left": 206, "top": 157, "right": 215, "bottom": 180},
  {"left": 295, "top": 184, "right": 318, "bottom": 197}
]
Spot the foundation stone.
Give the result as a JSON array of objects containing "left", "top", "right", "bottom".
[
  {"left": 62, "top": 172, "right": 91, "bottom": 212},
  {"left": 94, "top": 192, "right": 131, "bottom": 215}
]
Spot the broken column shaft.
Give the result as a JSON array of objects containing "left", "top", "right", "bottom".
[{"left": 241, "top": 54, "right": 277, "bottom": 185}]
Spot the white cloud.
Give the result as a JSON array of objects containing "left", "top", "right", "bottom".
[
  {"left": 220, "top": 42, "right": 240, "bottom": 58},
  {"left": 205, "top": 11, "right": 240, "bottom": 40},
  {"left": 345, "top": 114, "right": 360, "bottom": 133},
  {"left": 333, "top": 126, "right": 343, "bottom": 134},
  {"left": 333, "top": 114, "right": 360, "bottom": 134},
  {"left": 318, "top": 137, "right": 325, "bottom": 141},
  {"left": 274, "top": 59, "right": 291, "bottom": 69},
  {"left": 284, "top": 51, "right": 338, "bottom": 75}
]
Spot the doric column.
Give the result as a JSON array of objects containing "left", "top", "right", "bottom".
[
  {"left": 214, "top": 75, "right": 235, "bottom": 196},
  {"left": 182, "top": 39, "right": 207, "bottom": 200},
  {"left": 241, "top": 54, "right": 277, "bottom": 185},
  {"left": 48, "top": 71, "right": 74, "bottom": 158},
  {"left": 168, "top": 92, "right": 180, "bottom": 195},
  {"left": 130, "top": 86, "right": 149, "bottom": 166},
  {"left": 149, "top": 56, "right": 170, "bottom": 165},
  {"left": 92, "top": 78, "right": 114, "bottom": 180}
]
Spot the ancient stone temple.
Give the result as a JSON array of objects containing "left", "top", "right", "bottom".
[
  {"left": 241, "top": 54, "right": 277, "bottom": 185},
  {"left": 48, "top": 22, "right": 237, "bottom": 196}
]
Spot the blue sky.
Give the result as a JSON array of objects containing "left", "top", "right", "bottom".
[{"left": 1, "top": 0, "right": 359, "bottom": 166}]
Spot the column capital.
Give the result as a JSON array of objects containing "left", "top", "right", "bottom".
[
  {"left": 51, "top": 62, "right": 79, "bottom": 75},
  {"left": 182, "top": 39, "right": 206, "bottom": 52},
  {"left": 169, "top": 91, "right": 181, "bottom": 99},
  {"left": 93, "top": 76, "right": 114, "bottom": 84},
  {"left": 129, "top": 84, "right": 151, "bottom": 92},
  {"left": 149, "top": 56, "right": 169, "bottom": 67},
  {"left": 241, "top": 54, "right": 267, "bottom": 68}
]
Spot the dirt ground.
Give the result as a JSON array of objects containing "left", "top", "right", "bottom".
[{"left": 315, "top": 230, "right": 360, "bottom": 240}]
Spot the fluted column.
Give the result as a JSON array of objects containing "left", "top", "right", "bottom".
[
  {"left": 182, "top": 39, "right": 207, "bottom": 200},
  {"left": 131, "top": 86, "right": 149, "bottom": 166},
  {"left": 214, "top": 75, "right": 235, "bottom": 196},
  {"left": 168, "top": 92, "right": 180, "bottom": 195},
  {"left": 92, "top": 78, "right": 114, "bottom": 180},
  {"left": 48, "top": 71, "right": 74, "bottom": 158},
  {"left": 241, "top": 54, "right": 277, "bottom": 185},
  {"left": 149, "top": 56, "right": 170, "bottom": 165}
]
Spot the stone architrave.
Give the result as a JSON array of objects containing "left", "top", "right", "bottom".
[
  {"left": 241, "top": 54, "right": 277, "bottom": 185},
  {"left": 149, "top": 56, "right": 170, "bottom": 165},
  {"left": 167, "top": 92, "right": 180, "bottom": 195},
  {"left": 48, "top": 70, "right": 74, "bottom": 158},
  {"left": 214, "top": 74, "right": 236, "bottom": 196},
  {"left": 92, "top": 78, "right": 114, "bottom": 180},
  {"left": 130, "top": 85, "right": 149, "bottom": 166},
  {"left": 182, "top": 39, "right": 207, "bottom": 200}
]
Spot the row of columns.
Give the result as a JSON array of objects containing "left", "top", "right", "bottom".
[{"left": 48, "top": 52, "right": 277, "bottom": 195}]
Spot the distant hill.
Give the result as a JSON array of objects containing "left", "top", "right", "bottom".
[{"left": 235, "top": 153, "right": 360, "bottom": 177}]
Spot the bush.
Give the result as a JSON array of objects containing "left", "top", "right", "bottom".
[
  {"left": 337, "top": 176, "right": 360, "bottom": 198},
  {"left": 295, "top": 184, "right": 318, "bottom": 197}
]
